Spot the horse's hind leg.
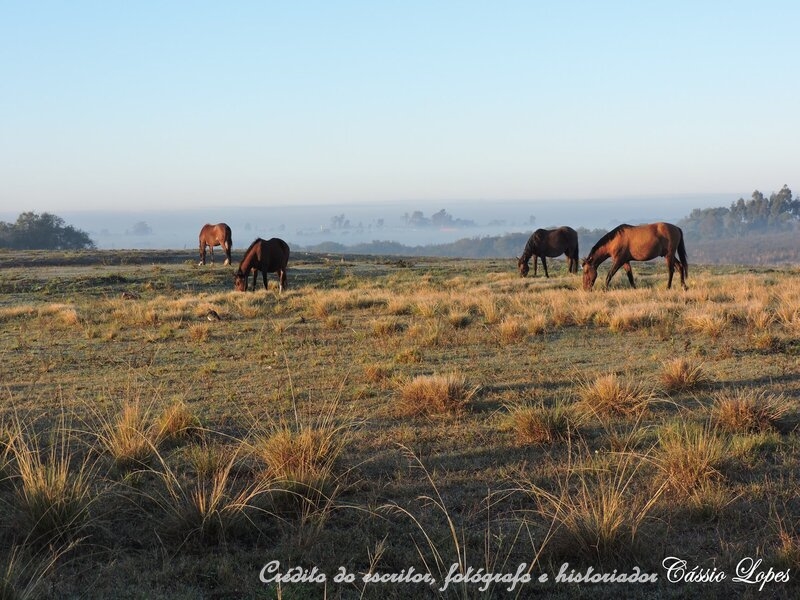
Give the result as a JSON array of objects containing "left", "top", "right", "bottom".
[
  {"left": 279, "top": 269, "right": 287, "bottom": 292},
  {"left": 199, "top": 243, "right": 206, "bottom": 266},
  {"left": 665, "top": 257, "right": 675, "bottom": 289},
  {"left": 542, "top": 256, "right": 549, "bottom": 278},
  {"left": 670, "top": 256, "right": 687, "bottom": 290}
]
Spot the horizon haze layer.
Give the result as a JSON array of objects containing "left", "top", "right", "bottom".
[{"left": 1, "top": 194, "right": 740, "bottom": 251}]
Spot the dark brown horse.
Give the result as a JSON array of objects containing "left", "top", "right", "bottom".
[
  {"left": 234, "top": 238, "right": 290, "bottom": 292},
  {"left": 199, "top": 223, "right": 232, "bottom": 266},
  {"left": 517, "top": 226, "right": 579, "bottom": 277},
  {"left": 582, "top": 222, "right": 688, "bottom": 291}
]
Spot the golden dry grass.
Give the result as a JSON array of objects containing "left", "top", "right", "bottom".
[{"left": 395, "top": 372, "right": 479, "bottom": 416}]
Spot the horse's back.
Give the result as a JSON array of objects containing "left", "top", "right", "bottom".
[
  {"left": 260, "top": 238, "right": 290, "bottom": 270},
  {"left": 200, "top": 223, "right": 230, "bottom": 242}
]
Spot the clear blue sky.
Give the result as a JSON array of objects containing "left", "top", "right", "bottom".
[{"left": 2, "top": 1, "right": 797, "bottom": 212}]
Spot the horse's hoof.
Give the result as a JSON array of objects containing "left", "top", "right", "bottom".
[{"left": 224, "top": 259, "right": 230, "bottom": 266}]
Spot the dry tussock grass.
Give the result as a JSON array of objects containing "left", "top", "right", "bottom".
[
  {"left": 577, "top": 373, "right": 656, "bottom": 418},
  {"left": 396, "top": 372, "right": 479, "bottom": 417},
  {"left": 506, "top": 401, "right": 575, "bottom": 446},
  {"left": 9, "top": 417, "right": 97, "bottom": 544},
  {"left": 684, "top": 308, "right": 729, "bottom": 336},
  {"left": 655, "top": 422, "right": 726, "bottom": 496},
  {"left": 660, "top": 358, "right": 712, "bottom": 393},
  {"left": 525, "top": 449, "right": 665, "bottom": 563},
  {"left": 497, "top": 316, "right": 527, "bottom": 345},
  {"left": 709, "top": 388, "right": 795, "bottom": 433}
]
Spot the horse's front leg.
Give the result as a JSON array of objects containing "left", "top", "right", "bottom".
[
  {"left": 622, "top": 263, "right": 636, "bottom": 288},
  {"left": 533, "top": 256, "right": 538, "bottom": 277},
  {"left": 541, "top": 256, "right": 549, "bottom": 278},
  {"left": 605, "top": 260, "right": 629, "bottom": 288}
]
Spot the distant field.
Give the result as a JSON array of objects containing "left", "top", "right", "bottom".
[{"left": 0, "top": 250, "right": 798, "bottom": 599}]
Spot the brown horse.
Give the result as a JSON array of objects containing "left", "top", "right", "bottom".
[
  {"left": 234, "top": 238, "right": 290, "bottom": 292},
  {"left": 517, "top": 226, "right": 579, "bottom": 277},
  {"left": 582, "top": 222, "right": 688, "bottom": 291},
  {"left": 199, "top": 223, "right": 232, "bottom": 266}
]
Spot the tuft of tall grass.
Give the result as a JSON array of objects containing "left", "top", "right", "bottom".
[
  {"left": 396, "top": 373, "right": 479, "bottom": 417},
  {"left": 149, "top": 441, "right": 271, "bottom": 546},
  {"left": 524, "top": 447, "right": 665, "bottom": 564},
  {"left": 497, "top": 317, "right": 527, "bottom": 345},
  {"left": 577, "top": 373, "right": 656, "bottom": 418},
  {"left": 154, "top": 400, "right": 201, "bottom": 444},
  {"left": 655, "top": 421, "right": 727, "bottom": 495},
  {"left": 709, "top": 388, "right": 796, "bottom": 433},
  {"left": 371, "top": 318, "right": 405, "bottom": 336},
  {"left": 0, "top": 542, "right": 78, "bottom": 600},
  {"left": 95, "top": 399, "right": 159, "bottom": 471},
  {"left": 505, "top": 401, "right": 575, "bottom": 446},
  {"left": 10, "top": 418, "right": 97, "bottom": 545},
  {"left": 660, "top": 357, "right": 711, "bottom": 393},
  {"left": 249, "top": 395, "right": 353, "bottom": 514}
]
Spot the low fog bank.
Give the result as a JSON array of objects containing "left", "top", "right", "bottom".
[{"left": 30, "top": 195, "right": 734, "bottom": 251}]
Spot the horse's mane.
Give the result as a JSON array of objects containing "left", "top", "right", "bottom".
[
  {"left": 243, "top": 238, "right": 263, "bottom": 255},
  {"left": 521, "top": 229, "right": 546, "bottom": 260},
  {"left": 588, "top": 224, "right": 632, "bottom": 256}
]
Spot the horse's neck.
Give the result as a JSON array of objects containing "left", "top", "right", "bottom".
[
  {"left": 589, "top": 248, "right": 610, "bottom": 267},
  {"left": 240, "top": 250, "right": 257, "bottom": 271},
  {"left": 522, "top": 238, "right": 536, "bottom": 261}
]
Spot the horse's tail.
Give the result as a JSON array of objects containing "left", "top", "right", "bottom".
[{"left": 677, "top": 230, "right": 688, "bottom": 279}]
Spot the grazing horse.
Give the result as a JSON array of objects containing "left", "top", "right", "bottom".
[
  {"left": 582, "top": 222, "right": 688, "bottom": 291},
  {"left": 234, "top": 238, "right": 290, "bottom": 292},
  {"left": 517, "top": 226, "right": 579, "bottom": 277},
  {"left": 199, "top": 223, "right": 232, "bottom": 266}
]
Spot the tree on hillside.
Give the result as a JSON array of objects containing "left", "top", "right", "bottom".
[
  {"left": 679, "top": 186, "right": 799, "bottom": 238},
  {"left": 0, "top": 212, "right": 96, "bottom": 250}
]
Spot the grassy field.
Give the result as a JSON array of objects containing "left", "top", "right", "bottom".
[{"left": 0, "top": 249, "right": 798, "bottom": 599}]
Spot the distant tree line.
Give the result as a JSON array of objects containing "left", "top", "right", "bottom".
[
  {"left": 303, "top": 227, "right": 609, "bottom": 259},
  {"left": 678, "top": 185, "right": 799, "bottom": 239},
  {"left": 402, "top": 209, "right": 476, "bottom": 228},
  {"left": 0, "top": 212, "right": 95, "bottom": 250}
]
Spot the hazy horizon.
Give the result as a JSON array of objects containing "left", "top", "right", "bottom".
[{"left": 1, "top": 193, "right": 740, "bottom": 250}]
